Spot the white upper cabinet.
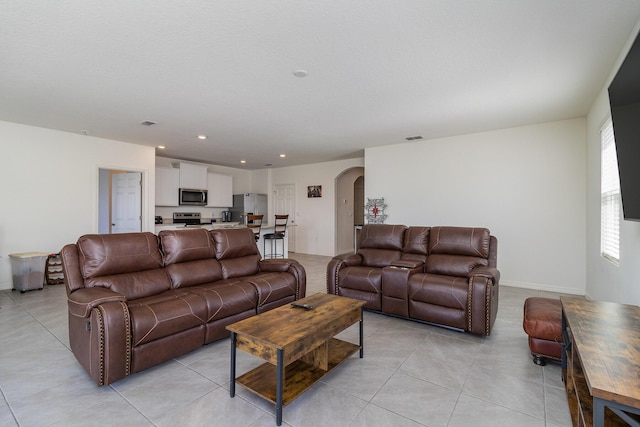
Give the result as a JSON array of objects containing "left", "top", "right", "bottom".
[
  {"left": 207, "top": 172, "right": 233, "bottom": 207},
  {"left": 155, "top": 167, "right": 180, "bottom": 206},
  {"left": 178, "top": 162, "right": 208, "bottom": 189}
]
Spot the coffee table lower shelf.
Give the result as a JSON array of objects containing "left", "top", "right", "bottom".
[{"left": 236, "top": 338, "right": 359, "bottom": 406}]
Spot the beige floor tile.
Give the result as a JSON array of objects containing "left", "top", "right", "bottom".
[
  {"left": 448, "top": 394, "right": 545, "bottom": 427},
  {"left": 462, "top": 366, "right": 546, "bottom": 419},
  {"left": 349, "top": 404, "right": 425, "bottom": 426}
]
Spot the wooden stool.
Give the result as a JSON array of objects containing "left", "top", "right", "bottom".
[{"left": 523, "top": 297, "right": 563, "bottom": 366}]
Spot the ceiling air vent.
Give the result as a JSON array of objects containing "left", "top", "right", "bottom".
[{"left": 141, "top": 120, "right": 157, "bottom": 126}]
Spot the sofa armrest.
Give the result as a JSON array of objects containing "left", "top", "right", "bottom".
[
  {"left": 68, "top": 287, "right": 127, "bottom": 318},
  {"left": 327, "top": 253, "right": 363, "bottom": 295},
  {"left": 259, "top": 259, "right": 294, "bottom": 272},
  {"left": 390, "top": 259, "right": 424, "bottom": 270},
  {"left": 468, "top": 267, "right": 500, "bottom": 336},
  {"left": 259, "top": 259, "right": 307, "bottom": 299},
  {"left": 333, "top": 252, "right": 363, "bottom": 266},
  {"left": 470, "top": 266, "right": 500, "bottom": 284}
]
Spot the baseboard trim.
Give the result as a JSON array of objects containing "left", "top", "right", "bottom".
[{"left": 500, "top": 280, "right": 584, "bottom": 296}]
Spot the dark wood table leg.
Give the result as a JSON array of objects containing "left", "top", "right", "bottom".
[
  {"left": 276, "top": 348, "right": 284, "bottom": 426},
  {"left": 359, "top": 309, "right": 364, "bottom": 358},
  {"left": 230, "top": 332, "right": 236, "bottom": 397}
]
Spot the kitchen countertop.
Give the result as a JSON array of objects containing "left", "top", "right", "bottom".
[
  {"left": 155, "top": 222, "right": 242, "bottom": 230},
  {"left": 154, "top": 223, "right": 294, "bottom": 231}
]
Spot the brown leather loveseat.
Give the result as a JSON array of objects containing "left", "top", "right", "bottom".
[
  {"left": 327, "top": 224, "right": 499, "bottom": 335},
  {"left": 61, "top": 227, "right": 306, "bottom": 386}
]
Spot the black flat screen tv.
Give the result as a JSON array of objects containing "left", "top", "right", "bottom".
[{"left": 608, "top": 31, "right": 640, "bottom": 221}]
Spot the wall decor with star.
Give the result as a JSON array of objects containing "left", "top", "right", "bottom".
[{"left": 365, "top": 198, "right": 387, "bottom": 224}]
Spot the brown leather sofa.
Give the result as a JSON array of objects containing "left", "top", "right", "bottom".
[
  {"left": 327, "top": 224, "right": 499, "bottom": 335},
  {"left": 61, "top": 227, "right": 306, "bottom": 386}
]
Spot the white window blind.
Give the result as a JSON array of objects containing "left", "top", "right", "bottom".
[{"left": 601, "top": 119, "right": 620, "bottom": 263}]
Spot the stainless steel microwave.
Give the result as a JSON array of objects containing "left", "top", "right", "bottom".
[{"left": 179, "top": 188, "right": 208, "bottom": 206}]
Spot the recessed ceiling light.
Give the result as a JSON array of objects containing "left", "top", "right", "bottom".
[
  {"left": 405, "top": 135, "right": 423, "bottom": 141},
  {"left": 240, "top": 160, "right": 246, "bottom": 164},
  {"left": 279, "top": 154, "right": 286, "bottom": 158},
  {"left": 293, "top": 69, "right": 308, "bottom": 78},
  {"left": 197, "top": 135, "right": 207, "bottom": 140},
  {"left": 157, "top": 145, "right": 166, "bottom": 150},
  {"left": 141, "top": 120, "right": 157, "bottom": 126},
  {"left": 265, "top": 163, "right": 273, "bottom": 167}
]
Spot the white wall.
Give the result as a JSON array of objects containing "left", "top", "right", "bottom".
[
  {"left": 0, "top": 121, "right": 156, "bottom": 290},
  {"left": 270, "top": 158, "right": 365, "bottom": 256},
  {"left": 586, "top": 25, "right": 640, "bottom": 304},
  {"left": 366, "top": 119, "right": 587, "bottom": 295}
]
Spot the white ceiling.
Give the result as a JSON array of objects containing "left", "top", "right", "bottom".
[{"left": 2, "top": 1, "right": 640, "bottom": 169}]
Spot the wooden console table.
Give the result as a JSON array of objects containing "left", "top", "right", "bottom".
[{"left": 561, "top": 296, "right": 640, "bottom": 426}]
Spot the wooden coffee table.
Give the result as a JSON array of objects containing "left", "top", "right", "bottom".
[{"left": 227, "top": 293, "right": 366, "bottom": 426}]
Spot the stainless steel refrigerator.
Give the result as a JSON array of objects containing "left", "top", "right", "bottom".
[{"left": 231, "top": 193, "right": 268, "bottom": 224}]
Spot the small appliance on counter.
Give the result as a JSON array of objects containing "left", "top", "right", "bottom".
[
  {"left": 221, "top": 211, "right": 232, "bottom": 222},
  {"left": 155, "top": 216, "right": 163, "bottom": 224}
]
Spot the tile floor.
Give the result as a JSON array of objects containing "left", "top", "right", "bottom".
[{"left": 0, "top": 253, "right": 571, "bottom": 427}]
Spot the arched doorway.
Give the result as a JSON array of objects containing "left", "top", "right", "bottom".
[{"left": 335, "top": 167, "right": 364, "bottom": 254}]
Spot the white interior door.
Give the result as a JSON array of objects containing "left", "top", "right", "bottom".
[
  {"left": 275, "top": 184, "right": 296, "bottom": 252},
  {"left": 111, "top": 172, "right": 142, "bottom": 233}
]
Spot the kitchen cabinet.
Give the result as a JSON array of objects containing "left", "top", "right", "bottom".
[
  {"left": 155, "top": 167, "right": 180, "bottom": 206},
  {"left": 207, "top": 172, "right": 233, "bottom": 207},
  {"left": 179, "top": 162, "right": 208, "bottom": 189}
]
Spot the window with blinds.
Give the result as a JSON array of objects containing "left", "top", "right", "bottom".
[{"left": 601, "top": 119, "right": 620, "bottom": 263}]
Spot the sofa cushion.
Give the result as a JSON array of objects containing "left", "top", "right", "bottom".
[
  {"left": 220, "top": 255, "right": 262, "bottom": 278},
  {"left": 165, "top": 259, "right": 223, "bottom": 288},
  {"left": 336, "top": 266, "right": 383, "bottom": 310},
  {"left": 409, "top": 273, "right": 468, "bottom": 310},
  {"left": 127, "top": 289, "right": 208, "bottom": 346},
  {"left": 188, "top": 280, "right": 257, "bottom": 322},
  {"left": 358, "top": 248, "right": 402, "bottom": 268},
  {"left": 401, "top": 226, "right": 430, "bottom": 263},
  {"left": 77, "top": 232, "right": 163, "bottom": 278},
  {"left": 359, "top": 224, "right": 406, "bottom": 251},
  {"left": 85, "top": 269, "right": 171, "bottom": 300},
  {"left": 358, "top": 224, "right": 406, "bottom": 267},
  {"left": 245, "top": 272, "right": 298, "bottom": 312},
  {"left": 211, "top": 228, "right": 260, "bottom": 259},
  {"left": 211, "top": 228, "right": 261, "bottom": 277},
  {"left": 426, "top": 254, "right": 488, "bottom": 277},
  {"left": 429, "top": 227, "right": 490, "bottom": 258},
  {"left": 426, "top": 227, "right": 490, "bottom": 277},
  {"left": 159, "top": 229, "right": 216, "bottom": 265},
  {"left": 408, "top": 273, "right": 468, "bottom": 329}
]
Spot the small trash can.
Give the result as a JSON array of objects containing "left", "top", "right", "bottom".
[{"left": 9, "top": 252, "right": 49, "bottom": 293}]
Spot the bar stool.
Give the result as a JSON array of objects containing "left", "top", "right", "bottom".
[
  {"left": 263, "top": 215, "right": 288, "bottom": 258},
  {"left": 246, "top": 214, "right": 263, "bottom": 242}
]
